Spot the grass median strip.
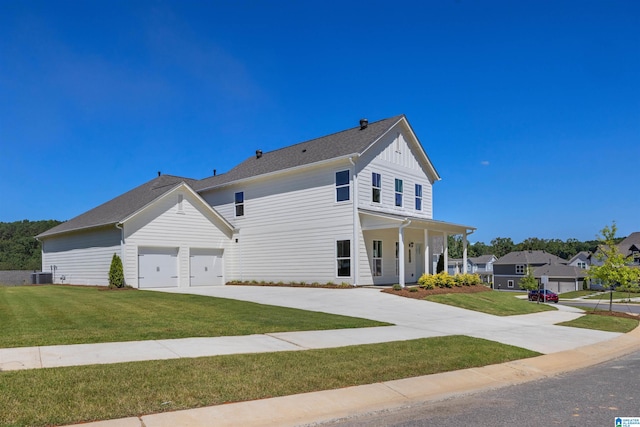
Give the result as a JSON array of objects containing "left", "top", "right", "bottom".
[
  {"left": 425, "top": 291, "right": 556, "bottom": 316},
  {"left": 0, "top": 336, "right": 539, "bottom": 427},
  {"left": 558, "top": 314, "right": 639, "bottom": 333},
  {"left": 0, "top": 286, "right": 387, "bottom": 348}
]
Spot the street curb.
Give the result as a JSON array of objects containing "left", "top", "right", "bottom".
[{"left": 64, "top": 325, "right": 640, "bottom": 427}]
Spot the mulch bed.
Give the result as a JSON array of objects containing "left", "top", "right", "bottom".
[{"left": 381, "top": 285, "right": 491, "bottom": 299}]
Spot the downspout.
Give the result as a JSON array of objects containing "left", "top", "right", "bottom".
[
  {"left": 398, "top": 219, "right": 411, "bottom": 288},
  {"left": 349, "top": 156, "right": 359, "bottom": 286}
]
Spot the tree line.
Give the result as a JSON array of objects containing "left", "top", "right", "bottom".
[
  {"left": 446, "top": 235, "right": 624, "bottom": 260},
  {"left": 0, "top": 220, "right": 62, "bottom": 270}
]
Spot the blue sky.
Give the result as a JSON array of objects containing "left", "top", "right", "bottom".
[{"left": 1, "top": 0, "right": 638, "bottom": 244}]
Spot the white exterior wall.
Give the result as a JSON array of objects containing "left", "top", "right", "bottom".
[
  {"left": 122, "top": 189, "right": 232, "bottom": 288},
  {"left": 356, "top": 123, "right": 435, "bottom": 219},
  {"left": 201, "top": 160, "right": 355, "bottom": 284},
  {"left": 41, "top": 226, "right": 121, "bottom": 286}
]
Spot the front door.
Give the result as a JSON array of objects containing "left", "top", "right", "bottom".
[
  {"left": 415, "top": 244, "right": 424, "bottom": 277},
  {"left": 405, "top": 246, "right": 416, "bottom": 283}
]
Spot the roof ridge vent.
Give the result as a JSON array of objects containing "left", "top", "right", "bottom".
[
  {"left": 256, "top": 150, "right": 263, "bottom": 159},
  {"left": 359, "top": 118, "right": 368, "bottom": 130}
]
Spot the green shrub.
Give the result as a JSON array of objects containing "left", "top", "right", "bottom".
[
  {"left": 108, "top": 253, "right": 124, "bottom": 288},
  {"left": 418, "top": 273, "right": 436, "bottom": 289},
  {"left": 409, "top": 286, "right": 419, "bottom": 292},
  {"left": 392, "top": 284, "right": 403, "bottom": 291},
  {"left": 457, "top": 273, "right": 482, "bottom": 286}
]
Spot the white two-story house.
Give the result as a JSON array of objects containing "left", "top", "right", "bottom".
[{"left": 37, "top": 115, "right": 475, "bottom": 288}]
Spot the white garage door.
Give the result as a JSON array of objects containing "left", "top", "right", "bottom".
[
  {"left": 138, "top": 247, "right": 179, "bottom": 288},
  {"left": 190, "top": 248, "right": 224, "bottom": 286}
]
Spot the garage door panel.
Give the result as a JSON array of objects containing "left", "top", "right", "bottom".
[
  {"left": 190, "top": 248, "right": 224, "bottom": 286},
  {"left": 139, "top": 247, "right": 178, "bottom": 288}
]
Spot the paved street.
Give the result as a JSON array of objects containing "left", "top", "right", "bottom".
[{"left": 318, "top": 349, "right": 640, "bottom": 427}]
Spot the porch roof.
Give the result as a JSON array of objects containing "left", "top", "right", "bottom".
[{"left": 359, "top": 209, "right": 476, "bottom": 235}]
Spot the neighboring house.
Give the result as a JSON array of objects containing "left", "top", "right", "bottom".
[
  {"left": 37, "top": 115, "right": 475, "bottom": 288},
  {"left": 447, "top": 258, "right": 472, "bottom": 276},
  {"left": 532, "top": 264, "right": 587, "bottom": 294},
  {"left": 588, "top": 231, "right": 640, "bottom": 289},
  {"left": 567, "top": 251, "right": 590, "bottom": 269},
  {"left": 590, "top": 232, "right": 640, "bottom": 267},
  {"left": 469, "top": 254, "right": 497, "bottom": 284},
  {"left": 493, "top": 250, "right": 568, "bottom": 291},
  {"left": 446, "top": 255, "right": 496, "bottom": 283}
]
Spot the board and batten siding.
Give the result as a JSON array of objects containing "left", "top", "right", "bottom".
[
  {"left": 202, "top": 160, "right": 354, "bottom": 284},
  {"left": 41, "top": 226, "right": 122, "bottom": 286},
  {"left": 356, "top": 124, "right": 435, "bottom": 219},
  {"left": 122, "top": 189, "right": 232, "bottom": 288}
]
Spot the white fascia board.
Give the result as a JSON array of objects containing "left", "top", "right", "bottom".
[
  {"left": 196, "top": 155, "right": 360, "bottom": 192},
  {"left": 359, "top": 209, "right": 475, "bottom": 234},
  {"left": 119, "top": 182, "right": 235, "bottom": 232}
]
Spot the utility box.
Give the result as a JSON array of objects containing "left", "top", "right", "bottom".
[{"left": 31, "top": 272, "right": 53, "bottom": 284}]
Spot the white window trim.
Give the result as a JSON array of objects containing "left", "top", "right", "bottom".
[
  {"left": 336, "top": 170, "right": 350, "bottom": 203},
  {"left": 373, "top": 240, "right": 383, "bottom": 276},
  {"left": 372, "top": 172, "right": 381, "bottom": 204},
  {"left": 234, "top": 191, "right": 245, "bottom": 217},
  {"left": 507, "top": 280, "right": 514, "bottom": 288},
  {"left": 415, "top": 184, "right": 422, "bottom": 211},
  {"left": 395, "top": 178, "right": 403, "bottom": 207},
  {"left": 516, "top": 264, "right": 525, "bottom": 275},
  {"left": 336, "top": 239, "right": 351, "bottom": 278}
]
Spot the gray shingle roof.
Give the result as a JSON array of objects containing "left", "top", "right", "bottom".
[
  {"left": 533, "top": 264, "right": 587, "bottom": 278},
  {"left": 470, "top": 254, "right": 496, "bottom": 264},
  {"left": 38, "top": 115, "right": 431, "bottom": 239},
  {"left": 494, "top": 250, "right": 567, "bottom": 265},
  {"left": 567, "top": 251, "right": 590, "bottom": 264},
  {"left": 618, "top": 232, "right": 640, "bottom": 254},
  {"left": 38, "top": 175, "right": 197, "bottom": 238},
  {"left": 195, "top": 115, "right": 418, "bottom": 190}
]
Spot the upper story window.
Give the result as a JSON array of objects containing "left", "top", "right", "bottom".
[
  {"left": 415, "top": 184, "right": 422, "bottom": 211},
  {"left": 336, "top": 170, "right": 350, "bottom": 202},
  {"left": 395, "top": 179, "right": 403, "bottom": 207},
  {"left": 372, "top": 172, "right": 381, "bottom": 203},
  {"left": 515, "top": 264, "right": 525, "bottom": 275},
  {"left": 577, "top": 261, "right": 586, "bottom": 268},
  {"left": 235, "top": 192, "right": 244, "bottom": 217}
]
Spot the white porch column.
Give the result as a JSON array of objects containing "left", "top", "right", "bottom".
[
  {"left": 424, "top": 229, "right": 430, "bottom": 275},
  {"left": 443, "top": 232, "right": 449, "bottom": 274},
  {"left": 462, "top": 232, "right": 468, "bottom": 274},
  {"left": 398, "top": 220, "right": 411, "bottom": 287}
]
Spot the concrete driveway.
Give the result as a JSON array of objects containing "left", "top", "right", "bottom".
[{"left": 157, "top": 286, "right": 621, "bottom": 355}]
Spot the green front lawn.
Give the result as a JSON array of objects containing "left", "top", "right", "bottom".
[
  {"left": 558, "top": 290, "right": 596, "bottom": 299},
  {"left": 586, "top": 290, "right": 640, "bottom": 301},
  {"left": 0, "top": 286, "right": 387, "bottom": 348},
  {"left": 558, "top": 314, "right": 639, "bottom": 333},
  {"left": 0, "top": 336, "right": 538, "bottom": 427},
  {"left": 425, "top": 290, "right": 556, "bottom": 316}
]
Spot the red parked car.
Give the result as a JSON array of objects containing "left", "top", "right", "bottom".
[{"left": 528, "top": 289, "right": 559, "bottom": 303}]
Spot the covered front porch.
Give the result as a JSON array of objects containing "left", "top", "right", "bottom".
[{"left": 358, "top": 209, "right": 476, "bottom": 287}]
